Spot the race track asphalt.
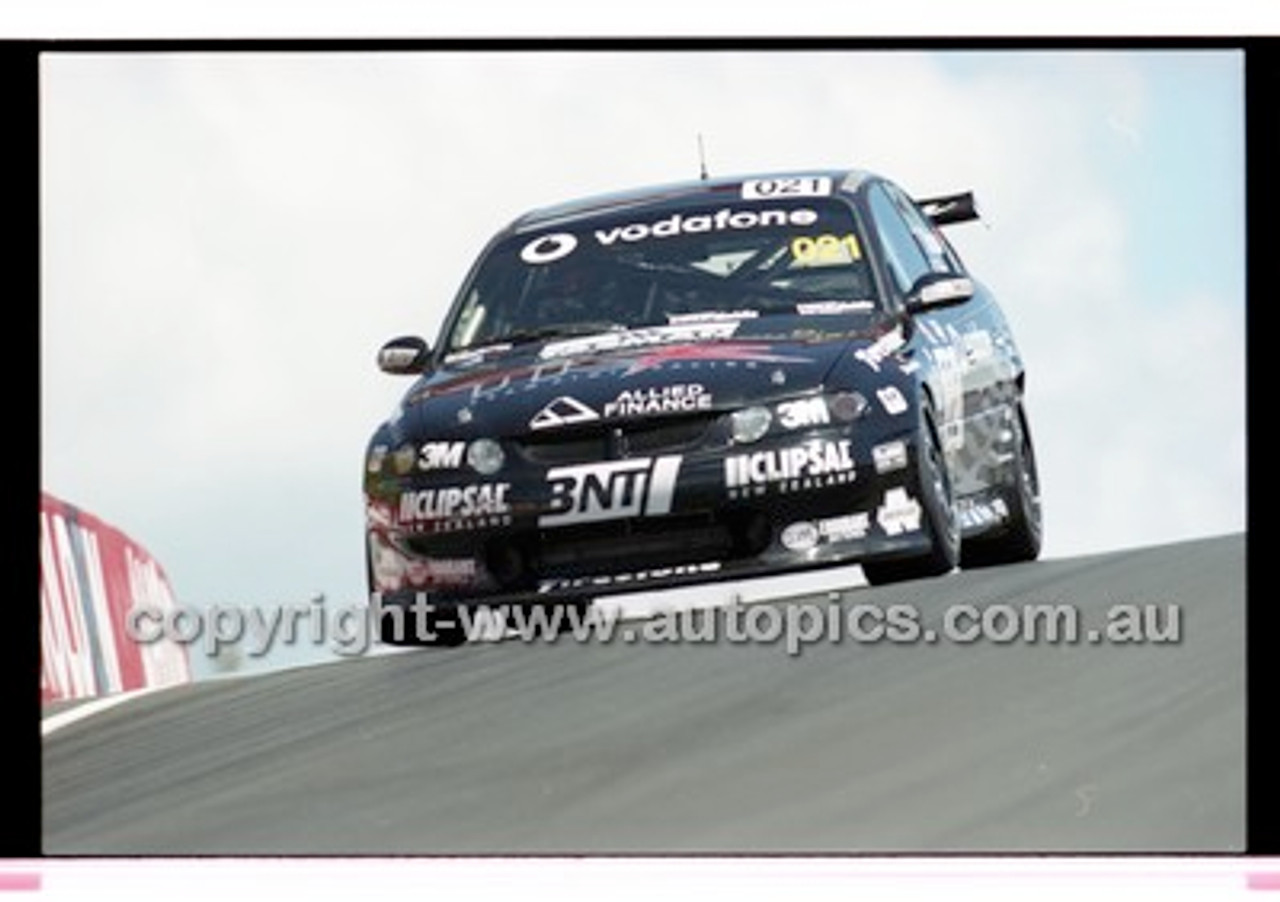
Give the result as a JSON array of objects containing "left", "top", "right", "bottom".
[{"left": 43, "top": 533, "right": 1245, "bottom": 854}]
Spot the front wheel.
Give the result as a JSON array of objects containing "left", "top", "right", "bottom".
[
  {"left": 960, "top": 401, "right": 1042, "bottom": 568},
  {"left": 862, "top": 403, "right": 959, "bottom": 586}
]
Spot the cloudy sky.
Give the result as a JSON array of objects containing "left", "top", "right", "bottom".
[{"left": 40, "top": 50, "right": 1245, "bottom": 647}]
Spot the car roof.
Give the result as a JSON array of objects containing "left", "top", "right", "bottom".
[{"left": 509, "top": 168, "right": 879, "bottom": 234}]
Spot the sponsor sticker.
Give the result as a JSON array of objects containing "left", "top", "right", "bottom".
[
  {"left": 368, "top": 532, "right": 408, "bottom": 592},
  {"left": 418, "top": 441, "right": 466, "bottom": 471},
  {"left": 406, "top": 557, "right": 478, "bottom": 588},
  {"left": 791, "top": 233, "right": 862, "bottom": 264},
  {"left": 520, "top": 232, "right": 578, "bottom": 264},
  {"left": 871, "top": 440, "right": 908, "bottom": 474},
  {"left": 958, "top": 497, "right": 1009, "bottom": 530},
  {"left": 530, "top": 396, "right": 600, "bottom": 431},
  {"left": 740, "top": 176, "right": 832, "bottom": 199},
  {"left": 780, "top": 521, "right": 820, "bottom": 552},
  {"left": 928, "top": 342, "right": 965, "bottom": 452},
  {"left": 795, "top": 300, "right": 875, "bottom": 315},
  {"left": 819, "top": 513, "right": 870, "bottom": 542},
  {"left": 540, "top": 321, "right": 740, "bottom": 360},
  {"left": 666, "top": 310, "right": 759, "bottom": 324},
  {"left": 443, "top": 343, "right": 514, "bottom": 366},
  {"left": 776, "top": 396, "right": 830, "bottom": 430},
  {"left": 876, "top": 488, "right": 922, "bottom": 536},
  {"left": 782, "top": 514, "right": 870, "bottom": 551},
  {"left": 541, "top": 455, "right": 682, "bottom": 527},
  {"left": 603, "top": 384, "right": 711, "bottom": 418},
  {"left": 876, "top": 386, "right": 908, "bottom": 416},
  {"left": 593, "top": 207, "right": 819, "bottom": 246},
  {"left": 724, "top": 439, "right": 855, "bottom": 499},
  {"left": 365, "top": 497, "right": 394, "bottom": 530},
  {"left": 961, "top": 328, "right": 995, "bottom": 364},
  {"left": 539, "top": 561, "right": 721, "bottom": 593},
  {"left": 397, "top": 484, "right": 512, "bottom": 533},
  {"left": 854, "top": 327, "right": 906, "bottom": 373}
]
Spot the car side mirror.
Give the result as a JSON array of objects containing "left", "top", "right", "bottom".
[
  {"left": 905, "top": 274, "right": 975, "bottom": 314},
  {"left": 376, "top": 336, "right": 431, "bottom": 375}
]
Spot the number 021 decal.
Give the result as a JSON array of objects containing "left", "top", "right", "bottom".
[
  {"left": 791, "top": 233, "right": 863, "bottom": 263},
  {"left": 741, "top": 176, "right": 832, "bottom": 199}
]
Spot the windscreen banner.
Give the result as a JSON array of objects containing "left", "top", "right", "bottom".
[{"left": 40, "top": 492, "right": 191, "bottom": 702}]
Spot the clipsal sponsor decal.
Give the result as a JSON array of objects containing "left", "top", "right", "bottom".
[
  {"left": 539, "top": 561, "right": 722, "bottom": 593},
  {"left": 876, "top": 488, "right": 922, "bottom": 536},
  {"left": 542, "top": 455, "right": 682, "bottom": 527},
  {"left": 540, "top": 321, "right": 739, "bottom": 360},
  {"left": 593, "top": 207, "right": 818, "bottom": 247},
  {"left": 603, "top": 384, "right": 711, "bottom": 418},
  {"left": 397, "top": 483, "right": 512, "bottom": 531},
  {"left": 724, "top": 439, "right": 855, "bottom": 498},
  {"left": 854, "top": 328, "right": 906, "bottom": 372},
  {"left": 418, "top": 441, "right": 466, "bottom": 471},
  {"left": 776, "top": 396, "right": 830, "bottom": 430}
]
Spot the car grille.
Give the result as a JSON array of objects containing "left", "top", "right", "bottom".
[
  {"left": 534, "top": 514, "right": 735, "bottom": 575},
  {"left": 514, "top": 413, "right": 719, "bottom": 465}
]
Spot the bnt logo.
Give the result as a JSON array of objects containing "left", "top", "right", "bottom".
[{"left": 541, "top": 456, "right": 682, "bottom": 527}]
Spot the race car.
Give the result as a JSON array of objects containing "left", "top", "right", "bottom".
[{"left": 365, "top": 169, "right": 1041, "bottom": 643}]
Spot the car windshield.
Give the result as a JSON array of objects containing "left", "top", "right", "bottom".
[{"left": 444, "top": 197, "right": 879, "bottom": 352}]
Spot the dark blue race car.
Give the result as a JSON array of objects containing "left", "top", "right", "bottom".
[{"left": 365, "top": 169, "right": 1041, "bottom": 642}]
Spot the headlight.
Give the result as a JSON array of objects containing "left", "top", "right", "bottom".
[
  {"left": 467, "top": 438, "right": 505, "bottom": 475},
  {"left": 391, "top": 443, "right": 418, "bottom": 475},
  {"left": 828, "top": 391, "right": 869, "bottom": 422},
  {"left": 366, "top": 444, "right": 389, "bottom": 474},
  {"left": 730, "top": 406, "right": 772, "bottom": 444}
]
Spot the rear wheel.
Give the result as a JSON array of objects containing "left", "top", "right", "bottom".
[
  {"left": 960, "top": 401, "right": 1042, "bottom": 568},
  {"left": 862, "top": 404, "right": 960, "bottom": 586}
]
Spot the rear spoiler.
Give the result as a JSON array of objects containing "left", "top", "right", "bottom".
[{"left": 915, "top": 191, "right": 979, "bottom": 226}]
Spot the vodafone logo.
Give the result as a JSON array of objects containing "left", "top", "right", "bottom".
[{"left": 520, "top": 232, "right": 578, "bottom": 264}]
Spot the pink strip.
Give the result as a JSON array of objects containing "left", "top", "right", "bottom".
[
  {"left": 0, "top": 873, "right": 40, "bottom": 892},
  {"left": 1250, "top": 873, "right": 1280, "bottom": 891}
]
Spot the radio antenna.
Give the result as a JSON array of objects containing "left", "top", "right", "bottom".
[{"left": 697, "top": 133, "right": 709, "bottom": 181}]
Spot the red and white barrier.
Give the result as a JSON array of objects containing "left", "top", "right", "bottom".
[{"left": 40, "top": 492, "right": 191, "bottom": 703}]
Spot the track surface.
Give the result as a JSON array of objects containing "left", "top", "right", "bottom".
[{"left": 43, "top": 534, "right": 1245, "bottom": 853}]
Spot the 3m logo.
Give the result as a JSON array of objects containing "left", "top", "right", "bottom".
[{"left": 541, "top": 456, "right": 682, "bottom": 527}]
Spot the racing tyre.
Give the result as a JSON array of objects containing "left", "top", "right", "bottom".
[
  {"left": 960, "top": 400, "right": 1042, "bottom": 568},
  {"left": 862, "top": 403, "right": 960, "bottom": 586}
]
